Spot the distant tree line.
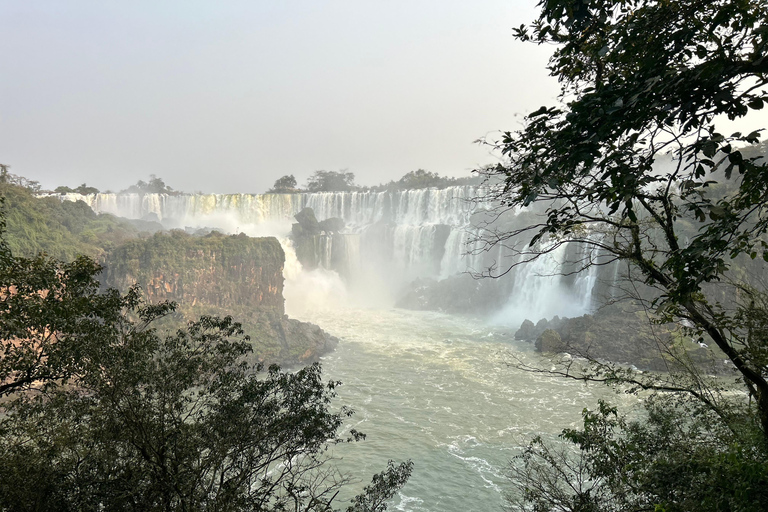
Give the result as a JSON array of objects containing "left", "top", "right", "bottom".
[
  {"left": 267, "top": 169, "right": 480, "bottom": 194},
  {"left": 371, "top": 169, "right": 481, "bottom": 191},
  {"left": 121, "top": 174, "right": 176, "bottom": 194},
  {"left": 54, "top": 183, "right": 100, "bottom": 194},
  {"left": 53, "top": 175, "right": 180, "bottom": 196}
]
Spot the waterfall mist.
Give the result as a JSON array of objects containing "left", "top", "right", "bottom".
[{"left": 56, "top": 188, "right": 608, "bottom": 325}]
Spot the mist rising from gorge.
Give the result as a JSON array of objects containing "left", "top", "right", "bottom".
[{"left": 54, "top": 187, "right": 609, "bottom": 325}]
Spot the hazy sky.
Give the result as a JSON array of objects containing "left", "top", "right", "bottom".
[
  {"left": 1, "top": 0, "right": 561, "bottom": 193},
  {"left": 3, "top": 2, "right": 765, "bottom": 194}
]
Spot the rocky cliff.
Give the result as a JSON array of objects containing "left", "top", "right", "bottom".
[
  {"left": 515, "top": 302, "right": 729, "bottom": 373},
  {"left": 103, "top": 230, "right": 337, "bottom": 366}
]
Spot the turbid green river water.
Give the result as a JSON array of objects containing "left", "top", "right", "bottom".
[{"left": 294, "top": 307, "right": 633, "bottom": 512}]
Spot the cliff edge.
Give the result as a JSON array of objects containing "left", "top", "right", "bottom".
[{"left": 102, "top": 230, "right": 337, "bottom": 366}]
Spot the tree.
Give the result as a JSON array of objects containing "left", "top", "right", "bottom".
[
  {"left": 394, "top": 169, "right": 453, "bottom": 190},
  {"left": 485, "top": 0, "right": 768, "bottom": 430},
  {"left": 123, "top": 174, "right": 175, "bottom": 194},
  {"left": 0, "top": 164, "right": 40, "bottom": 192},
  {"left": 509, "top": 396, "right": 768, "bottom": 512},
  {"left": 306, "top": 171, "right": 357, "bottom": 192},
  {"left": 75, "top": 183, "right": 100, "bottom": 195},
  {"left": 0, "top": 221, "right": 410, "bottom": 511},
  {"left": 55, "top": 183, "right": 100, "bottom": 194},
  {"left": 0, "top": 216, "right": 127, "bottom": 397},
  {"left": 269, "top": 174, "right": 300, "bottom": 193},
  {"left": 481, "top": 0, "right": 768, "bottom": 509}
]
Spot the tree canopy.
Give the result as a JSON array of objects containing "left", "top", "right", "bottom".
[
  {"left": 305, "top": 171, "right": 357, "bottom": 192},
  {"left": 372, "top": 169, "right": 480, "bottom": 191},
  {"left": 122, "top": 174, "right": 176, "bottom": 194},
  {"left": 484, "top": 1, "right": 768, "bottom": 510},
  {"left": 0, "top": 165, "right": 41, "bottom": 192},
  {"left": 269, "top": 174, "right": 300, "bottom": 193},
  {"left": 0, "top": 220, "right": 410, "bottom": 511},
  {"left": 0, "top": 181, "right": 144, "bottom": 260},
  {"left": 55, "top": 183, "right": 100, "bottom": 195}
]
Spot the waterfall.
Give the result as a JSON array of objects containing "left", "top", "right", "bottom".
[{"left": 53, "top": 187, "right": 609, "bottom": 321}]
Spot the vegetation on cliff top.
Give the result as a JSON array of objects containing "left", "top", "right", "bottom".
[
  {"left": 0, "top": 170, "right": 151, "bottom": 260},
  {"left": 1, "top": 176, "right": 332, "bottom": 366},
  {"left": 103, "top": 229, "right": 334, "bottom": 365},
  {"left": 120, "top": 174, "right": 178, "bottom": 194},
  {"left": 268, "top": 169, "right": 480, "bottom": 194}
]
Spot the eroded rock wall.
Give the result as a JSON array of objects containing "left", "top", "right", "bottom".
[
  {"left": 104, "top": 230, "right": 285, "bottom": 314},
  {"left": 102, "top": 230, "right": 336, "bottom": 366}
]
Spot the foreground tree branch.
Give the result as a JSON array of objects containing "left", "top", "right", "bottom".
[{"left": 485, "top": 1, "right": 768, "bottom": 510}]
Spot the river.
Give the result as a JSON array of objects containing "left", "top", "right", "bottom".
[{"left": 294, "top": 306, "right": 627, "bottom": 512}]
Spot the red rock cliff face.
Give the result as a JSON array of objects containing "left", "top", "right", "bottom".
[
  {"left": 101, "top": 230, "right": 337, "bottom": 366},
  {"left": 102, "top": 231, "right": 285, "bottom": 316}
]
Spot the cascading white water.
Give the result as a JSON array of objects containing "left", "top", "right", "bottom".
[
  {"left": 55, "top": 187, "right": 605, "bottom": 322},
  {"left": 490, "top": 241, "right": 605, "bottom": 327}
]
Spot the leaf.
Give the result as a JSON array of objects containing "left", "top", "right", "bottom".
[
  {"left": 724, "top": 163, "right": 735, "bottom": 179},
  {"left": 701, "top": 141, "right": 717, "bottom": 158}
]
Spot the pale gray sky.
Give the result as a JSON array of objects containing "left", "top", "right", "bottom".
[
  {"left": 3, "top": 1, "right": 765, "bottom": 194},
  {"left": 1, "top": 0, "right": 559, "bottom": 193}
]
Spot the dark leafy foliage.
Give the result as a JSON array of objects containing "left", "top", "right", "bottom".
[
  {"left": 371, "top": 169, "right": 481, "bottom": 191},
  {"left": 122, "top": 174, "right": 176, "bottom": 194},
  {"left": 269, "top": 174, "right": 300, "bottom": 193},
  {"left": 0, "top": 224, "right": 135, "bottom": 397},
  {"left": 485, "top": 0, "right": 768, "bottom": 431},
  {"left": 55, "top": 183, "right": 100, "bottom": 194},
  {"left": 488, "top": 1, "right": 768, "bottom": 510},
  {"left": 305, "top": 171, "right": 358, "bottom": 193},
  {"left": 509, "top": 397, "right": 768, "bottom": 512},
  {"left": 0, "top": 221, "right": 410, "bottom": 511}
]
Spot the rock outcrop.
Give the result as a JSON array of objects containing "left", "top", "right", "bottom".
[
  {"left": 102, "top": 230, "right": 337, "bottom": 366},
  {"left": 517, "top": 302, "right": 728, "bottom": 373},
  {"left": 290, "top": 207, "right": 352, "bottom": 277},
  {"left": 535, "top": 329, "right": 565, "bottom": 353}
]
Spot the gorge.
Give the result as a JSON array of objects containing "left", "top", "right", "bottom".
[
  {"left": 30, "top": 179, "right": 750, "bottom": 510},
  {"left": 50, "top": 185, "right": 741, "bottom": 510},
  {"left": 46, "top": 186, "right": 624, "bottom": 510}
]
